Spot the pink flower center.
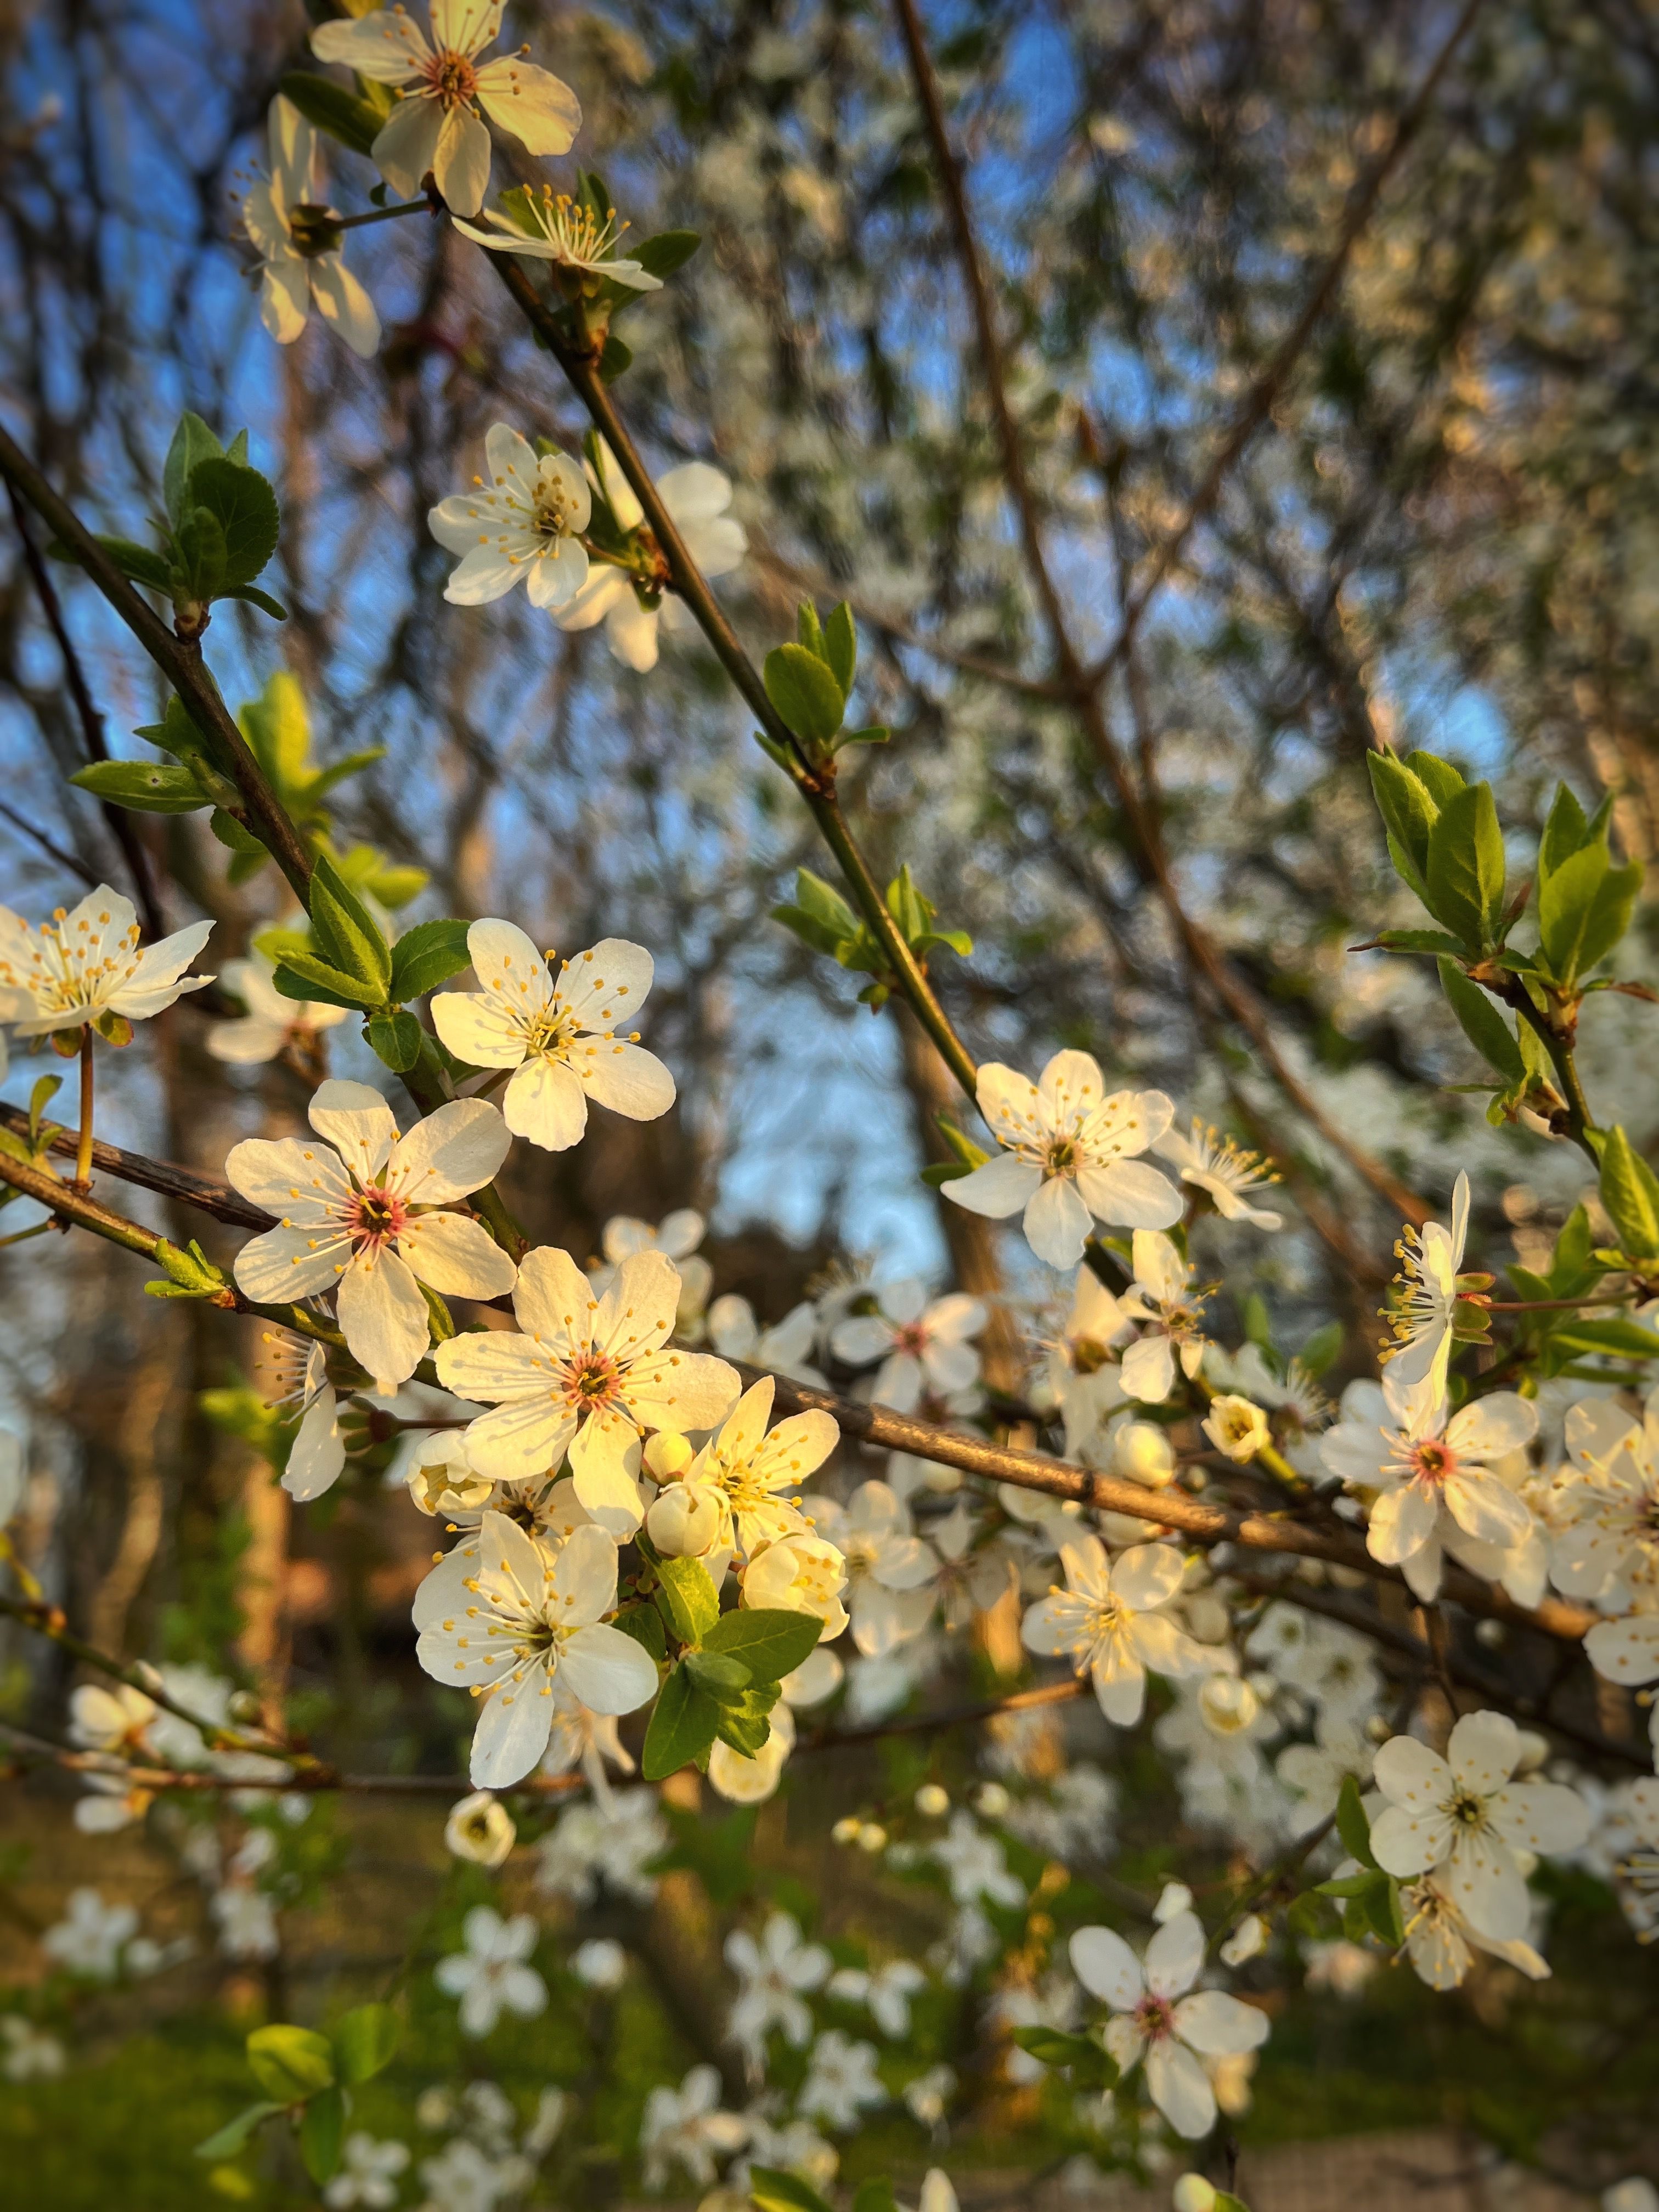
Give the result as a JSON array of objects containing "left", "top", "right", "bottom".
[
  {"left": 1133, "top": 1993, "right": 1175, "bottom": 2042},
  {"left": 1407, "top": 1438, "right": 1459, "bottom": 1489},
  {"left": 893, "top": 1322, "right": 929, "bottom": 1358},
  {"left": 347, "top": 1184, "right": 408, "bottom": 1253},
  {"left": 424, "top": 48, "right": 479, "bottom": 108},
  {"left": 563, "top": 1352, "right": 622, "bottom": 1410}
]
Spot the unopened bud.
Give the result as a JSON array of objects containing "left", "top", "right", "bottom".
[
  {"left": 1198, "top": 1673, "right": 1260, "bottom": 1736},
  {"left": 914, "top": 1783, "right": 950, "bottom": 1818},
  {"left": 971, "top": 1781, "right": 1010, "bottom": 1819},
  {"left": 1220, "top": 1912, "right": 1267, "bottom": 1966},
  {"left": 832, "top": 1817, "right": 862, "bottom": 1846},
  {"left": 1172, "top": 2177, "right": 1217, "bottom": 2212},
  {"left": 856, "top": 1822, "right": 888, "bottom": 1853},
  {"left": 645, "top": 1482, "right": 721, "bottom": 1557},
  {"left": 643, "top": 1430, "right": 694, "bottom": 1481},
  {"left": 1114, "top": 1420, "right": 1176, "bottom": 1488}
]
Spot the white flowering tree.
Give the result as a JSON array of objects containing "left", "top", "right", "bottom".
[{"left": 0, "top": 2, "right": 1658, "bottom": 2209}]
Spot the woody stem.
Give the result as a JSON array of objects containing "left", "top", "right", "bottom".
[{"left": 73, "top": 1029, "right": 94, "bottom": 1190}]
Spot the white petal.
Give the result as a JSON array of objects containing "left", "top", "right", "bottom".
[
  {"left": 398, "top": 1210, "right": 516, "bottom": 1300},
  {"left": 337, "top": 1250, "right": 431, "bottom": 1391},
  {"left": 234, "top": 1224, "right": 346, "bottom": 1303},
  {"left": 369, "top": 94, "right": 445, "bottom": 198},
  {"left": 1022, "top": 1174, "right": 1094, "bottom": 1268},
  {"left": 1143, "top": 1909, "right": 1203, "bottom": 2000},
  {"left": 431, "top": 105, "right": 493, "bottom": 218},
  {"left": 311, "top": 13, "right": 428, "bottom": 82},
  {"left": 472, "top": 57, "right": 581, "bottom": 155},
  {"left": 309, "top": 1079, "right": 398, "bottom": 1182},
  {"left": 1069, "top": 1924, "right": 1142, "bottom": 2009},
  {"left": 1172, "top": 1989, "right": 1269, "bottom": 2056},
  {"left": 284, "top": 1389, "right": 345, "bottom": 1502},
  {"left": 1144, "top": 2039, "right": 1216, "bottom": 2140},
  {"left": 1446, "top": 1709, "right": 1520, "bottom": 1796},
  {"left": 560, "top": 1623, "right": 659, "bottom": 1715},
  {"left": 307, "top": 254, "right": 381, "bottom": 359},
  {"left": 942, "top": 1152, "right": 1042, "bottom": 1221},
  {"left": 387, "top": 1098, "right": 510, "bottom": 1205},
  {"left": 224, "top": 1135, "right": 350, "bottom": 1220},
  {"left": 582, "top": 1041, "right": 676, "bottom": 1121},
  {"left": 469, "top": 1670, "right": 554, "bottom": 1789}
]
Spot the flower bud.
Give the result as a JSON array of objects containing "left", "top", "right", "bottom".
[
  {"left": 1172, "top": 2177, "right": 1217, "bottom": 2212},
  {"left": 971, "top": 1781, "right": 1010, "bottom": 1819},
  {"left": 643, "top": 1429, "right": 694, "bottom": 1481},
  {"left": 1220, "top": 1912, "right": 1267, "bottom": 1966},
  {"left": 1114, "top": 1420, "right": 1176, "bottom": 1488},
  {"left": 1153, "top": 1880, "right": 1193, "bottom": 1922},
  {"left": 1203, "top": 1392, "right": 1271, "bottom": 1464},
  {"left": 856, "top": 1821, "right": 888, "bottom": 1853},
  {"left": 443, "top": 1790, "right": 516, "bottom": 1869},
  {"left": 645, "top": 1482, "right": 723, "bottom": 1557},
  {"left": 1199, "top": 1673, "right": 1261, "bottom": 1736},
  {"left": 832, "top": 1816, "right": 862, "bottom": 1846},
  {"left": 915, "top": 1783, "right": 950, "bottom": 1818}
]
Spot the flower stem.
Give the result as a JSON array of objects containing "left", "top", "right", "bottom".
[
  {"left": 333, "top": 199, "right": 432, "bottom": 233},
  {"left": 73, "top": 1028, "right": 94, "bottom": 1190}
]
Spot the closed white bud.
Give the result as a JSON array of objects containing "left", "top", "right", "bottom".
[
  {"left": 443, "top": 1790, "right": 516, "bottom": 1869},
  {"left": 1153, "top": 1880, "right": 1193, "bottom": 1922},
  {"left": 832, "top": 1816, "right": 862, "bottom": 1846},
  {"left": 972, "top": 1781, "right": 1010, "bottom": 1818},
  {"left": 1172, "top": 2177, "right": 1217, "bottom": 2212},
  {"left": 1203, "top": 1392, "right": 1271, "bottom": 1464},
  {"left": 1114, "top": 1420, "right": 1176, "bottom": 1488},
  {"left": 643, "top": 1429, "right": 694, "bottom": 1481},
  {"left": 1220, "top": 1912, "right": 1267, "bottom": 1966},
  {"left": 856, "top": 1821, "right": 888, "bottom": 1853},
  {"left": 1199, "top": 1673, "right": 1261, "bottom": 1736},
  {"left": 915, "top": 1783, "right": 950, "bottom": 1817},
  {"left": 645, "top": 1482, "right": 722, "bottom": 1556}
]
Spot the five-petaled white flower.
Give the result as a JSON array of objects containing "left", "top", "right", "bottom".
[
  {"left": 554, "top": 439, "right": 747, "bottom": 672},
  {"left": 0, "top": 884, "right": 211, "bottom": 1073},
  {"left": 944, "top": 1051, "right": 1181, "bottom": 1269},
  {"left": 1070, "top": 1909, "right": 1268, "bottom": 2140},
  {"left": 1111, "top": 1231, "right": 1211, "bottom": 1403},
  {"left": 830, "top": 1279, "right": 986, "bottom": 1413},
  {"left": 1153, "top": 1119, "right": 1283, "bottom": 1230},
  {"left": 429, "top": 426, "right": 592, "bottom": 611},
  {"left": 725, "top": 1910, "right": 831, "bottom": 2063},
  {"left": 1319, "top": 1373, "right": 1536, "bottom": 1602},
  {"left": 1381, "top": 1171, "right": 1472, "bottom": 1391},
  {"left": 414, "top": 1513, "right": 658, "bottom": 1788},
  {"left": 1368, "top": 1710, "right": 1589, "bottom": 1939},
  {"left": 432, "top": 922, "right": 673, "bottom": 1151},
  {"left": 798, "top": 2028, "right": 887, "bottom": 2130},
  {"left": 455, "top": 185, "right": 662, "bottom": 289},
  {"left": 437, "top": 1246, "right": 739, "bottom": 1526},
  {"left": 311, "top": 0, "right": 580, "bottom": 219},
  {"left": 207, "top": 952, "right": 348, "bottom": 1069},
  {"left": 827, "top": 1957, "right": 927, "bottom": 2039},
  {"left": 1551, "top": 1388, "right": 1659, "bottom": 1629},
  {"left": 239, "top": 97, "right": 380, "bottom": 358},
  {"left": 261, "top": 1334, "right": 346, "bottom": 1502},
  {"left": 433, "top": 1904, "right": 548, "bottom": 2036},
  {"left": 805, "top": 1481, "right": 938, "bottom": 1656},
  {"left": 640, "top": 2064, "right": 749, "bottom": 2190},
  {"left": 741, "top": 1531, "right": 850, "bottom": 1641},
  {"left": 681, "top": 1374, "right": 839, "bottom": 1559},
  {"left": 322, "top": 2133, "right": 411, "bottom": 2211},
  {"left": 1022, "top": 1536, "right": 1207, "bottom": 1725},
  {"left": 227, "top": 1080, "right": 515, "bottom": 1394},
  {"left": 1398, "top": 1870, "right": 1550, "bottom": 1991}
]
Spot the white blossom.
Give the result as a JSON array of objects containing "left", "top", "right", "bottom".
[
  {"left": 1, "top": 2015, "right": 65, "bottom": 2081},
  {"left": 42, "top": 1888, "right": 138, "bottom": 1979},
  {"left": 571, "top": 1938, "right": 628, "bottom": 1989},
  {"left": 554, "top": 440, "right": 747, "bottom": 671},
  {"left": 1070, "top": 1910, "right": 1268, "bottom": 2140},
  {"left": 1153, "top": 1120, "right": 1283, "bottom": 1229},
  {"left": 0, "top": 884, "right": 211, "bottom": 1072},
  {"left": 1113, "top": 1232, "right": 1211, "bottom": 1403},
  {"left": 1022, "top": 1536, "right": 1207, "bottom": 1725},
  {"left": 1398, "top": 1872, "right": 1550, "bottom": 1991},
  {"left": 227, "top": 1080, "right": 515, "bottom": 1393},
  {"left": 1380, "top": 1172, "right": 1471, "bottom": 1392},
  {"left": 798, "top": 2028, "right": 887, "bottom": 2129},
  {"left": 239, "top": 98, "right": 379, "bottom": 356},
  {"left": 827, "top": 1957, "right": 927, "bottom": 2039},
  {"left": 639, "top": 2064, "right": 748, "bottom": 2188},
  {"left": 1368, "top": 1711, "right": 1590, "bottom": 1938},
  {"left": 708, "top": 1294, "right": 827, "bottom": 1387},
  {"left": 944, "top": 1052, "right": 1181, "bottom": 1268},
  {"left": 324, "top": 2134, "right": 411, "bottom": 2210},
  {"left": 414, "top": 1513, "right": 657, "bottom": 1787},
  {"left": 311, "top": 0, "right": 580, "bottom": 218},
  {"left": 930, "top": 1813, "right": 1026, "bottom": 1909},
  {"left": 455, "top": 185, "right": 662, "bottom": 289},
  {"left": 208, "top": 952, "right": 349, "bottom": 1066},
  {"left": 679, "top": 1373, "right": 839, "bottom": 1559},
  {"left": 806, "top": 1481, "right": 937, "bottom": 1655},
  {"left": 444, "top": 1791, "right": 516, "bottom": 1867},
  {"left": 434, "top": 1906, "right": 548, "bottom": 2037},
  {"left": 830, "top": 1279, "right": 985, "bottom": 1412},
  {"left": 726, "top": 1911, "right": 831, "bottom": 2061},
  {"left": 429, "top": 428, "right": 591, "bottom": 611},
  {"left": 535, "top": 1787, "right": 666, "bottom": 1905}
]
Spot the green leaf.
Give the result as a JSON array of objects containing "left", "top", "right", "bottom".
[
  {"left": 1009, "top": 2025, "right": 1099, "bottom": 2069},
  {"left": 747, "top": 2167, "right": 836, "bottom": 2212},
  {"left": 173, "top": 506, "right": 228, "bottom": 602},
  {"left": 1436, "top": 958, "right": 1525, "bottom": 1081},
  {"left": 69, "top": 761, "right": 210, "bottom": 815},
  {"left": 245, "top": 2023, "right": 334, "bottom": 2104},
  {"left": 1541, "top": 839, "right": 1641, "bottom": 984},
  {"left": 1335, "top": 1773, "right": 1378, "bottom": 1870},
  {"left": 684, "top": 1647, "right": 754, "bottom": 1703},
  {"left": 852, "top": 2182, "right": 899, "bottom": 2212},
  {"left": 714, "top": 1681, "right": 781, "bottom": 1756},
  {"left": 630, "top": 229, "right": 701, "bottom": 279},
  {"left": 58, "top": 533, "right": 175, "bottom": 592},
  {"left": 278, "top": 70, "right": 385, "bottom": 158},
  {"left": 1365, "top": 928, "right": 1469, "bottom": 954},
  {"left": 1297, "top": 1321, "right": 1342, "bottom": 1379},
  {"left": 188, "top": 458, "right": 279, "bottom": 586},
  {"left": 641, "top": 1664, "right": 721, "bottom": 1780},
  {"left": 239, "top": 670, "right": 311, "bottom": 786},
  {"left": 653, "top": 1554, "right": 721, "bottom": 1645},
  {"left": 703, "top": 1607, "right": 823, "bottom": 1684},
  {"left": 193, "top": 2101, "right": 284, "bottom": 2160},
  {"left": 823, "top": 601, "right": 857, "bottom": 698},
  {"left": 366, "top": 1008, "right": 424, "bottom": 1072},
  {"left": 163, "top": 412, "right": 224, "bottom": 525},
  {"left": 1549, "top": 1317, "right": 1659, "bottom": 1361},
  {"left": 309, "top": 853, "right": 393, "bottom": 997},
  {"left": 1404, "top": 749, "right": 1468, "bottom": 806},
  {"left": 332, "top": 2003, "right": 400, "bottom": 2086},
  {"left": 611, "top": 1603, "right": 668, "bottom": 1663},
  {"left": 763, "top": 642, "right": 846, "bottom": 749},
  {"left": 272, "top": 952, "right": 386, "bottom": 1012},
  {"left": 1599, "top": 1126, "right": 1659, "bottom": 1261},
  {"left": 390, "top": 918, "right": 474, "bottom": 1002},
  {"left": 796, "top": 601, "right": 827, "bottom": 660},
  {"left": 1538, "top": 781, "right": 1591, "bottom": 881},
  {"left": 298, "top": 2083, "right": 346, "bottom": 2186},
  {"left": 1425, "top": 782, "right": 1505, "bottom": 947},
  {"left": 1367, "top": 751, "right": 1440, "bottom": 884},
  {"left": 597, "top": 331, "right": 634, "bottom": 385}
]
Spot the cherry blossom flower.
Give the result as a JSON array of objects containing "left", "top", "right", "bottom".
[
  {"left": 540, "top": 1679, "right": 637, "bottom": 1811},
  {"left": 227, "top": 1080, "right": 515, "bottom": 1394},
  {"left": 1114, "top": 1231, "right": 1211, "bottom": 1403},
  {"left": 311, "top": 1, "right": 580, "bottom": 219},
  {"left": 678, "top": 1374, "right": 838, "bottom": 1558},
  {"left": 639, "top": 2064, "right": 749, "bottom": 2188},
  {"left": 708, "top": 1293, "right": 827, "bottom": 1387},
  {"left": 1046, "top": 1266, "right": 1132, "bottom": 1454},
  {"left": 238, "top": 97, "right": 379, "bottom": 357},
  {"left": 260, "top": 1334, "right": 346, "bottom": 1502},
  {"left": 1319, "top": 1373, "right": 1536, "bottom": 1601},
  {"left": 414, "top": 1513, "right": 658, "bottom": 1787},
  {"left": 431, "top": 922, "right": 673, "bottom": 1152},
  {"left": 1398, "top": 1871, "right": 1550, "bottom": 1991},
  {"left": 1202, "top": 1393, "right": 1271, "bottom": 1463},
  {"left": 1070, "top": 1909, "right": 1268, "bottom": 2140},
  {"left": 42, "top": 1888, "right": 139, "bottom": 1980},
  {"left": 1368, "top": 1710, "right": 1589, "bottom": 1938},
  {"left": 1550, "top": 1388, "right": 1659, "bottom": 1608},
  {"left": 741, "top": 1531, "right": 850, "bottom": 1641},
  {"left": 725, "top": 1910, "right": 831, "bottom": 2062},
  {"left": 830, "top": 1280, "right": 986, "bottom": 1412},
  {"left": 805, "top": 1481, "right": 938, "bottom": 1656},
  {"left": 0, "top": 884, "right": 211, "bottom": 1072},
  {"left": 436, "top": 1247, "right": 738, "bottom": 1526},
  {"left": 929, "top": 1813, "right": 1026, "bottom": 1908},
  {"left": 434, "top": 1905, "right": 548, "bottom": 2037},
  {"left": 571, "top": 1938, "right": 628, "bottom": 1989},
  {"left": 1023, "top": 1537, "right": 1208, "bottom": 1725},
  {"left": 455, "top": 185, "right": 662, "bottom": 288},
  {"left": 798, "top": 2028, "right": 887, "bottom": 2129},
  {"left": 554, "top": 440, "right": 747, "bottom": 671},
  {"left": 1583, "top": 1601, "right": 1659, "bottom": 1693},
  {"left": 1153, "top": 1119, "right": 1283, "bottom": 1229},
  {"left": 443, "top": 1790, "right": 516, "bottom": 1867},
  {"left": 207, "top": 953, "right": 348, "bottom": 1068},
  {"left": 944, "top": 1052, "right": 1181, "bottom": 1269},
  {"left": 322, "top": 2134, "right": 411, "bottom": 2211},
  {"left": 827, "top": 1957, "right": 927, "bottom": 2039},
  {"left": 592, "top": 1209, "right": 710, "bottom": 1324},
  {"left": 68, "top": 1681, "right": 155, "bottom": 1754},
  {"left": 1, "top": 2017, "right": 65, "bottom": 2083},
  {"left": 428, "top": 427, "right": 591, "bottom": 610},
  {"left": 536, "top": 1787, "right": 665, "bottom": 1906},
  {"left": 1381, "top": 1171, "right": 1474, "bottom": 1391}
]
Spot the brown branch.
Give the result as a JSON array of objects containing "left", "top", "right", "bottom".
[{"left": 0, "top": 1103, "right": 274, "bottom": 1231}]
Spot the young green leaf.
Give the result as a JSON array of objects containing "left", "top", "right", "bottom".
[
  {"left": 683, "top": 1647, "right": 754, "bottom": 1703},
  {"left": 332, "top": 2002, "right": 400, "bottom": 2086},
  {"left": 702, "top": 1606, "right": 822, "bottom": 1684},
  {"left": 629, "top": 229, "right": 701, "bottom": 280},
  {"left": 1599, "top": 1126, "right": 1659, "bottom": 1261},
  {"left": 1436, "top": 958, "right": 1525, "bottom": 1081},
  {"left": 713, "top": 1680, "right": 781, "bottom": 1756},
  {"left": 69, "top": 761, "right": 210, "bottom": 814},
  {"left": 309, "top": 853, "right": 393, "bottom": 997},
  {"left": 272, "top": 951, "right": 386, "bottom": 1012},
  {"left": 1297, "top": 1321, "right": 1343, "bottom": 1378},
  {"left": 390, "top": 918, "right": 475, "bottom": 1003},
  {"left": 747, "top": 2166, "right": 836, "bottom": 2212},
  {"left": 763, "top": 642, "right": 846, "bottom": 749},
  {"left": 1538, "top": 781, "right": 1590, "bottom": 881},
  {"left": 163, "top": 411, "right": 224, "bottom": 524},
  {"left": 652, "top": 1554, "right": 721, "bottom": 1645},
  {"left": 366, "top": 1008, "right": 424, "bottom": 1072},
  {"left": 1424, "top": 781, "right": 1506, "bottom": 947},
  {"left": 193, "top": 2101, "right": 284, "bottom": 2160},
  {"left": 640, "top": 1663, "right": 721, "bottom": 1780},
  {"left": 188, "top": 457, "right": 280, "bottom": 586},
  {"left": 823, "top": 601, "right": 857, "bottom": 698},
  {"left": 298, "top": 2083, "right": 346, "bottom": 2186},
  {"left": 173, "top": 506, "right": 228, "bottom": 603},
  {"left": 49, "top": 533, "right": 176, "bottom": 592},
  {"left": 1335, "top": 1773, "right": 1379, "bottom": 1869},
  {"left": 244, "top": 2023, "right": 334, "bottom": 2104},
  {"left": 1366, "top": 752, "right": 1440, "bottom": 884},
  {"left": 1403, "top": 749, "right": 1468, "bottom": 806}
]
